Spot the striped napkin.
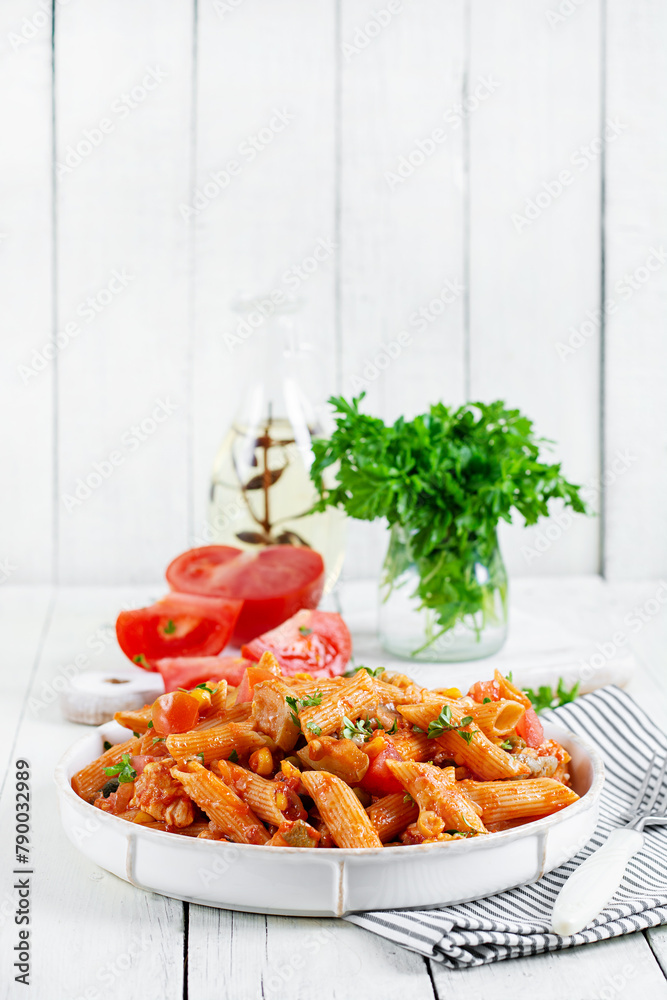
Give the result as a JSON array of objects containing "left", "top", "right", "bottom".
[{"left": 346, "top": 686, "right": 667, "bottom": 968}]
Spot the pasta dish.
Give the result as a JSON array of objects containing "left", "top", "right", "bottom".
[{"left": 70, "top": 656, "right": 578, "bottom": 849}]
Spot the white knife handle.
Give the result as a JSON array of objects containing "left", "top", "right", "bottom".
[{"left": 551, "top": 827, "right": 644, "bottom": 936}]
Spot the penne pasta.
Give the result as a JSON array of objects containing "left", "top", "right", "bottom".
[
  {"left": 171, "top": 761, "right": 270, "bottom": 844},
  {"left": 72, "top": 736, "right": 142, "bottom": 801},
  {"left": 299, "top": 669, "right": 376, "bottom": 742},
  {"left": 399, "top": 702, "right": 530, "bottom": 780},
  {"left": 494, "top": 668, "right": 532, "bottom": 708},
  {"left": 387, "top": 760, "right": 487, "bottom": 835},
  {"left": 74, "top": 666, "right": 579, "bottom": 852},
  {"left": 166, "top": 721, "right": 267, "bottom": 765},
  {"left": 114, "top": 706, "right": 152, "bottom": 734},
  {"left": 469, "top": 699, "right": 526, "bottom": 739},
  {"left": 367, "top": 792, "right": 419, "bottom": 842},
  {"left": 300, "top": 771, "right": 383, "bottom": 848},
  {"left": 213, "top": 760, "right": 299, "bottom": 827},
  {"left": 461, "top": 777, "right": 579, "bottom": 824}
]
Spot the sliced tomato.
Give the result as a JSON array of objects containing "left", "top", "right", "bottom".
[
  {"left": 116, "top": 592, "right": 242, "bottom": 669},
  {"left": 515, "top": 707, "right": 544, "bottom": 748},
  {"left": 241, "top": 609, "right": 352, "bottom": 677},
  {"left": 360, "top": 739, "right": 405, "bottom": 796},
  {"left": 235, "top": 661, "right": 282, "bottom": 704},
  {"left": 155, "top": 655, "right": 251, "bottom": 692},
  {"left": 165, "top": 545, "right": 325, "bottom": 644},
  {"left": 151, "top": 691, "right": 200, "bottom": 736},
  {"left": 468, "top": 680, "right": 501, "bottom": 703}
]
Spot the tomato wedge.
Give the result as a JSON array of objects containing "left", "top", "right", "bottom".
[
  {"left": 165, "top": 545, "right": 325, "bottom": 644},
  {"left": 151, "top": 691, "right": 200, "bottom": 736},
  {"left": 155, "top": 655, "right": 251, "bottom": 692},
  {"left": 360, "top": 739, "right": 405, "bottom": 797},
  {"left": 468, "top": 680, "right": 501, "bottom": 703},
  {"left": 515, "top": 707, "right": 545, "bottom": 748},
  {"left": 116, "top": 593, "right": 242, "bottom": 669},
  {"left": 235, "top": 661, "right": 283, "bottom": 704},
  {"left": 241, "top": 610, "right": 352, "bottom": 677}
]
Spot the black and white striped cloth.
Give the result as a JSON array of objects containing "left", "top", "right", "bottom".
[{"left": 346, "top": 686, "right": 667, "bottom": 968}]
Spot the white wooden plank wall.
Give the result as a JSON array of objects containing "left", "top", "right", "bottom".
[
  {"left": 1, "top": 0, "right": 665, "bottom": 585},
  {"left": 604, "top": 0, "right": 667, "bottom": 580}
]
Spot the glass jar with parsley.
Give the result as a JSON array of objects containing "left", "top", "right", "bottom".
[{"left": 310, "top": 395, "right": 587, "bottom": 663}]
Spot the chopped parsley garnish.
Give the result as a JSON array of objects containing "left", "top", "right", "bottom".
[
  {"left": 403, "top": 793, "right": 414, "bottom": 805},
  {"left": 151, "top": 736, "right": 166, "bottom": 746},
  {"left": 163, "top": 619, "right": 177, "bottom": 635},
  {"left": 506, "top": 671, "right": 513, "bottom": 683},
  {"left": 307, "top": 723, "right": 322, "bottom": 736},
  {"left": 286, "top": 691, "right": 323, "bottom": 728},
  {"left": 103, "top": 754, "right": 137, "bottom": 784},
  {"left": 499, "top": 739, "right": 513, "bottom": 750},
  {"left": 132, "top": 731, "right": 140, "bottom": 738},
  {"left": 103, "top": 740, "right": 112, "bottom": 752},
  {"left": 229, "top": 749, "right": 239, "bottom": 763},
  {"left": 195, "top": 683, "right": 214, "bottom": 692},
  {"left": 133, "top": 654, "right": 149, "bottom": 668},
  {"left": 298, "top": 625, "right": 313, "bottom": 636},
  {"left": 342, "top": 716, "right": 374, "bottom": 741},
  {"left": 482, "top": 697, "right": 491, "bottom": 705},
  {"left": 196, "top": 752, "right": 205, "bottom": 763},
  {"left": 147, "top": 720, "right": 153, "bottom": 728},
  {"left": 344, "top": 664, "right": 386, "bottom": 678},
  {"left": 426, "top": 705, "right": 477, "bottom": 744},
  {"left": 523, "top": 678, "right": 580, "bottom": 714}
]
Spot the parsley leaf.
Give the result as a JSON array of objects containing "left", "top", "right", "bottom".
[
  {"left": 309, "top": 396, "right": 587, "bottom": 651},
  {"left": 307, "top": 723, "right": 322, "bottom": 736},
  {"left": 103, "top": 753, "right": 137, "bottom": 784},
  {"left": 133, "top": 654, "right": 149, "bottom": 668},
  {"left": 298, "top": 625, "right": 313, "bottom": 636},
  {"left": 499, "top": 739, "right": 513, "bottom": 750},
  {"left": 103, "top": 740, "right": 112, "bottom": 752},
  {"left": 151, "top": 736, "right": 166, "bottom": 746},
  {"left": 342, "top": 716, "right": 374, "bottom": 741},
  {"left": 482, "top": 697, "right": 491, "bottom": 705},
  {"left": 195, "top": 683, "right": 214, "bottom": 692},
  {"left": 196, "top": 752, "right": 205, "bottom": 763},
  {"left": 229, "top": 749, "right": 239, "bottom": 763},
  {"left": 163, "top": 619, "right": 177, "bottom": 635},
  {"left": 426, "top": 704, "right": 477, "bottom": 743},
  {"left": 523, "top": 678, "right": 580, "bottom": 714},
  {"left": 286, "top": 691, "right": 323, "bottom": 728},
  {"left": 147, "top": 720, "right": 153, "bottom": 729}
]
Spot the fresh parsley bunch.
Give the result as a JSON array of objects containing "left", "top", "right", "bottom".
[{"left": 311, "top": 394, "right": 587, "bottom": 651}]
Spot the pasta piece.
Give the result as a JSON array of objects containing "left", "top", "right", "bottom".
[
  {"left": 386, "top": 760, "right": 487, "bottom": 835},
  {"left": 213, "top": 760, "right": 299, "bottom": 827},
  {"left": 469, "top": 699, "right": 526, "bottom": 739},
  {"left": 208, "top": 680, "right": 228, "bottom": 715},
  {"left": 297, "top": 737, "right": 369, "bottom": 784},
  {"left": 390, "top": 729, "right": 435, "bottom": 762},
  {"left": 114, "top": 705, "right": 152, "bottom": 734},
  {"left": 299, "top": 669, "right": 376, "bottom": 743},
  {"left": 300, "top": 771, "right": 383, "bottom": 848},
  {"left": 251, "top": 679, "right": 302, "bottom": 751},
  {"left": 494, "top": 669, "right": 531, "bottom": 708},
  {"left": 367, "top": 792, "right": 419, "bottom": 843},
  {"left": 72, "top": 736, "right": 142, "bottom": 801},
  {"left": 373, "top": 678, "right": 426, "bottom": 706},
  {"left": 171, "top": 761, "right": 269, "bottom": 844},
  {"left": 461, "top": 777, "right": 579, "bottom": 823},
  {"left": 166, "top": 721, "right": 267, "bottom": 765},
  {"left": 399, "top": 702, "right": 530, "bottom": 780}
]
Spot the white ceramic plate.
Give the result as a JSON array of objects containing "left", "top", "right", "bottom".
[{"left": 55, "top": 720, "right": 604, "bottom": 917}]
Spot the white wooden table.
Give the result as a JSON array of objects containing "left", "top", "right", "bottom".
[{"left": 3, "top": 577, "right": 667, "bottom": 1000}]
